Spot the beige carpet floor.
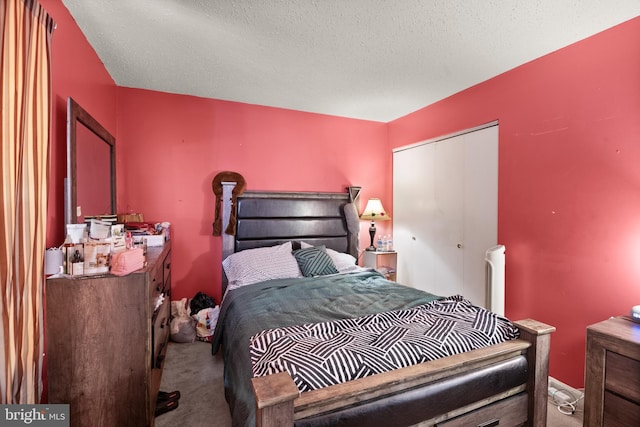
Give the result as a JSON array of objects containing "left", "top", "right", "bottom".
[
  {"left": 156, "top": 341, "right": 583, "bottom": 426},
  {"left": 156, "top": 341, "right": 231, "bottom": 427}
]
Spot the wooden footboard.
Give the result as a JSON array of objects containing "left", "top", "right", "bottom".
[{"left": 251, "top": 319, "right": 555, "bottom": 427}]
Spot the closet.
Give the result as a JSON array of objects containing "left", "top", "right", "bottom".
[{"left": 392, "top": 123, "right": 498, "bottom": 306}]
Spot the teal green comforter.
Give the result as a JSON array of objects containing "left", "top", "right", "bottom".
[{"left": 211, "top": 271, "right": 440, "bottom": 427}]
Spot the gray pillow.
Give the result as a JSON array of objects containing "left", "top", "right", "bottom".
[{"left": 293, "top": 246, "right": 338, "bottom": 277}]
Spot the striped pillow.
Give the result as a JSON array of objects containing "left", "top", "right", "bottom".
[
  {"left": 300, "top": 242, "right": 359, "bottom": 273},
  {"left": 222, "top": 242, "right": 302, "bottom": 291},
  {"left": 293, "top": 246, "right": 338, "bottom": 277}
]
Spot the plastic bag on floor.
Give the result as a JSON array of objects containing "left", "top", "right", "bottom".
[{"left": 192, "top": 306, "right": 219, "bottom": 342}]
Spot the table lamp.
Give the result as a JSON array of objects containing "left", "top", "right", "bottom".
[{"left": 360, "top": 198, "right": 390, "bottom": 251}]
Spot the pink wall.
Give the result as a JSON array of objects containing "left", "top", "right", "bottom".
[
  {"left": 116, "top": 88, "right": 390, "bottom": 304},
  {"left": 389, "top": 17, "right": 640, "bottom": 387}
]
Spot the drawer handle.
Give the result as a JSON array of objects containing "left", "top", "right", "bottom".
[{"left": 478, "top": 419, "right": 499, "bottom": 427}]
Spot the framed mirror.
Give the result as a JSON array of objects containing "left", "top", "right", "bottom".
[{"left": 65, "top": 97, "right": 116, "bottom": 226}]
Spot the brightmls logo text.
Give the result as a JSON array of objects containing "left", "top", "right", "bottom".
[{"left": 0, "top": 405, "right": 69, "bottom": 426}]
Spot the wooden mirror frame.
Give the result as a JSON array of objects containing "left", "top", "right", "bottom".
[{"left": 65, "top": 97, "right": 116, "bottom": 226}]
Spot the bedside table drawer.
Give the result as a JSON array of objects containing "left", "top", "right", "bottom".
[
  {"left": 604, "top": 391, "right": 640, "bottom": 426},
  {"left": 606, "top": 351, "right": 640, "bottom": 404}
]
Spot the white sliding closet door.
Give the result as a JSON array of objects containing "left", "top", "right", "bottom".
[{"left": 393, "top": 123, "right": 498, "bottom": 307}]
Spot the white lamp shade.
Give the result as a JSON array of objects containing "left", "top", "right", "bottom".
[{"left": 360, "top": 198, "right": 390, "bottom": 221}]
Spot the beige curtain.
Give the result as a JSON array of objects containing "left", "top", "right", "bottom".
[{"left": 1, "top": 0, "right": 54, "bottom": 404}]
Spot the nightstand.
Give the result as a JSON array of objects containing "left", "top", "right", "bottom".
[
  {"left": 583, "top": 316, "right": 640, "bottom": 426},
  {"left": 362, "top": 251, "right": 397, "bottom": 281}
]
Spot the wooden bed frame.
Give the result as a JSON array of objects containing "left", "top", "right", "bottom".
[{"left": 219, "top": 183, "right": 555, "bottom": 427}]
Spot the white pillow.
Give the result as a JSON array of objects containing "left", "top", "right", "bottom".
[
  {"left": 300, "top": 242, "right": 360, "bottom": 273},
  {"left": 223, "top": 242, "right": 302, "bottom": 291}
]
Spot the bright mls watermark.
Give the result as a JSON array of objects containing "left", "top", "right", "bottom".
[{"left": 0, "top": 405, "right": 69, "bottom": 426}]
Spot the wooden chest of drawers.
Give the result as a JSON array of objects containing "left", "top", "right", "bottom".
[
  {"left": 46, "top": 242, "right": 171, "bottom": 427},
  {"left": 584, "top": 316, "right": 640, "bottom": 426}
]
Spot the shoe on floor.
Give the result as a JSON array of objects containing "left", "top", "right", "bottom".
[
  {"left": 157, "top": 390, "right": 181, "bottom": 402},
  {"left": 155, "top": 398, "right": 179, "bottom": 417}
]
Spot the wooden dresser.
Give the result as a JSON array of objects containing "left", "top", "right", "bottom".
[
  {"left": 584, "top": 316, "right": 640, "bottom": 426},
  {"left": 46, "top": 242, "right": 171, "bottom": 427}
]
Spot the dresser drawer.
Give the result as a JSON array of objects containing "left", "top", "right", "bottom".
[
  {"left": 150, "top": 262, "right": 164, "bottom": 297},
  {"left": 163, "top": 251, "right": 171, "bottom": 286},
  {"left": 149, "top": 252, "right": 169, "bottom": 314},
  {"left": 605, "top": 351, "right": 640, "bottom": 404},
  {"left": 152, "top": 296, "right": 170, "bottom": 369}
]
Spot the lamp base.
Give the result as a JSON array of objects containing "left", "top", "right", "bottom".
[
  {"left": 631, "top": 305, "right": 640, "bottom": 323},
  {"left": 367, "top": 221, "right": 376, "bottom": 252}
]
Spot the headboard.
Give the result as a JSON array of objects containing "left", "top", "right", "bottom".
[{"left": 219, "top": 183, "right": 361, "bottom": 292}]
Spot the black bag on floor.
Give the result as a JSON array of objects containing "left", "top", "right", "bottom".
[{"left": 189, "top": 291, "right": 215, "bottom": 314}]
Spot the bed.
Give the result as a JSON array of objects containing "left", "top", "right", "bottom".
[{"left": 211, "top": 184, "right": 555, "bottom": 427}]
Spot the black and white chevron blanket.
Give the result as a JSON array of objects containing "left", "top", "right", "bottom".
[{"left": 250, "top": 295, "right": 519, "bottom": 392}]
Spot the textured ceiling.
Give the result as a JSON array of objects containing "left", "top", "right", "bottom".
[{"left": 61, "top": 1, "right": 638, "bottom": 122}]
